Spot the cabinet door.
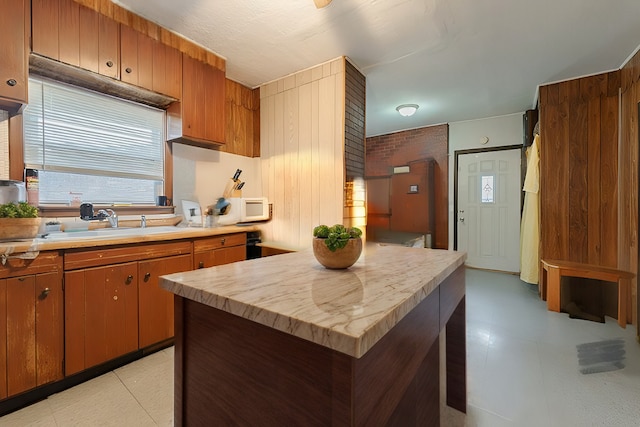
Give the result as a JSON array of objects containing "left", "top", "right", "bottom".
[
  {"left": 34, "top": 272, "right": 64, "bottom": 387},
  {"left": 121, "top": 25, "right": 153, "bottom": 91},
  {"left": 0, "top": 0, "right": 28, "bottom": 112},
  {"left": 32, "top": 0, "right": 60, "bottom": 60},
  {"left": 164, "top": 44, "right": 182, "bottom": 99},
  {"left": 138, "top": 254, "right": 192, "bottom": 348},
  {"left": 182, "top": 55, "right": 207, "bottom": 140},
  {"left": 32, "top": 0, "right": 82, "bottom": 66},
  {"left": 98, "top": 14, "right": 120, "bottom": 79},
  {"left": 204, "top": 64, "right": 226, "bottom": 144},
  {"left": 153, "top": 41, "right": 182, "bottom": 99},
  {"left": 65, "top": 263, "right": 138, "bottom": 375},
  {"left": 2, "top": 272, "right": 63, "bottom": 397}
]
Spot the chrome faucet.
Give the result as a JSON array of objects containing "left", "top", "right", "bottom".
[{"left": 97, "top": 209, "right": 118, "bottom": 228}]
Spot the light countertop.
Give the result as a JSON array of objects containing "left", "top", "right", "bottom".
[
  {"left": 160, "top": 244, "right": 466, "bottom": 358},
  {"left": 0, "top": 224, "right": 258, "bottom": 255}
]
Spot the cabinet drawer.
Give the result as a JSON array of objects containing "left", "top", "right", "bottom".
[
  {"left": 0, "top": 251, "right": 62, "bottom": 279},
  {"left": 193, "top": 233, "right": 246, "bottom": 252},
  {"left": 64, "top": 241, "right": 192, "bottom": 270}
]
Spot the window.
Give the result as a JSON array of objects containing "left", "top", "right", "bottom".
[
  {"left": 23, "top": 78, "right": 165, "bottom": 205},
  {"left": 481, "top": 175, "right": 494, "bottom": 203}
]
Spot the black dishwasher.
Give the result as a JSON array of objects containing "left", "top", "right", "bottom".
[{"left": 246, "top": 231, "right": 262, "bottom": 259}]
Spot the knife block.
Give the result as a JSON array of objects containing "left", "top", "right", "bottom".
[{"left": 223, "top": 179, "right": 243, "bottom": 199}]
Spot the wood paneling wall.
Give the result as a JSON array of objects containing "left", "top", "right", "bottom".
[
  {"left": 71, "top": 0, "right": 225, "bottom": 70},
  {"left": 538, "top": 71, "right": 628, "bottom": 321},
  {"left": 260, "top": 58, "right": 346, "bottom": 248},
  {"left": 621, "top": 51, "right": 640, "bottom": 329}
]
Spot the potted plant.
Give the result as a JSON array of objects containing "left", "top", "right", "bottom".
[
  {"left": 312, "top": 224, "right": 363, "bottom": 269},
  {"left": 0, "top": 202, "right": 41, "bottom": 240}
]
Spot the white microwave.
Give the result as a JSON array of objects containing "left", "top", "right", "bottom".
[
  {"left": 218, "top": 197, "right": 269, "bottom": 225},
  {"left": 239, "top": 197, "right": 270, "bottom": 222}
]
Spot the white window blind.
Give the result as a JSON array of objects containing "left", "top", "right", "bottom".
[{"left": 23, "top": 78, "right": 164, "bottom": 205}]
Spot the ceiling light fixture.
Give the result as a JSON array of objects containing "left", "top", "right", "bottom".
[
  {"left": 396, "top": 104, "right": 419, "bottom": 117},
  {"left": 313, "top": 0, "right": 333, "bottom": 8}
]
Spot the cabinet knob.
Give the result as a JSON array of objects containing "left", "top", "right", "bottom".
[
  {"left": 144, "top": 272, "right": 151, "bottom": 282},
  {"left": 39, "top": 288, "right": 51, "bottom": 299},
  {"left": 6, "top": 79, "right": 17, "bottom": 87},
  {"left": 125, "top": 67, "right": 132, "bottom": 74},
  {"left": 106, "top": 60, "right": 114, "bottom": 68},
  {"left": 221, "top": 238, "right": 226, "bottom": 245},
  {"left": 125, "top": 275, "right": 133, "bottom": 285},
  {"left": 198, "top": 261, "right": 204, "bottom": 269}
]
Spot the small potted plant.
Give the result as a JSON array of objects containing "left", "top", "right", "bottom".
[
  {"left": 312, "top": 224, "right": 363, "bottom": 269},
  {"left": 0, "top": 201, "right": 41, "bottom": 240}
]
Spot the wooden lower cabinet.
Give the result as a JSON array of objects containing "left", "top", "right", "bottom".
[
  {"left": 0, "top": 253, "right": 63, "bottom": 400},
  {"left": 64, "top": 262, "right": 139, "bottom": 376},
  {"left": 138, "top": 254, "right": 192, "bottom": 348},
  {"left": 193, "top": 233, "right": 246, "bottom": 269},
  {"left": 64, "top": 241, "right": 193, "bottom": 375}
]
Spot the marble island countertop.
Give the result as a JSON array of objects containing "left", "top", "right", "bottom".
[{"left": 160, "top": 244, "right": 466, "bottom": 358}]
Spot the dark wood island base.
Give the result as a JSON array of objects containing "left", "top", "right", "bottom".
[{"left": 172, "top": 264, "right": 466, "bottom": 426}]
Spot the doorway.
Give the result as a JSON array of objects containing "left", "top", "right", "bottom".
[{"left": 455, "top": 146, "right": 522, "bottom": 272}]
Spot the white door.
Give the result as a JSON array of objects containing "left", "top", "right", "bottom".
[{"left": 457, "top": 149, "right": 521, "bottom": 272}]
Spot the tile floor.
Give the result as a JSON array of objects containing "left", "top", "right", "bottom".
[{"left": 1, "top": 268, "right": 639, "bottom": 426}]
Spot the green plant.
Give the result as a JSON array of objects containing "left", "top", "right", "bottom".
[
  {"left": 0, "top": 202, "right": 38, "bottom": 218},
  {"left": 313, "top": 224, "right": 362, "bottom": 252}
]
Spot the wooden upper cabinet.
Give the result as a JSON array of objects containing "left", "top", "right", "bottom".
[
  {"left": 0, "top": 0, "right": 29, "bottom": 114},
  {"left": 160, "top": 42, "right": 182, "bottom": 100},
  {"left": 32, "top": 0, "right": 119, "bottom": 79},
  {"left": 182, "top": 54, "right": 207, "bottom": 140},
  {"left": 181, "top": 54, "right": 226, "bottom": 146},
  {"left": 97, "top": 13, "right": 120, "bottom": 79},
  {"left": 205, "top": 63, "right": 226, "bottom": 144},
  {"left": 120, "top": 25, "right": 153, "bottom": 90}
]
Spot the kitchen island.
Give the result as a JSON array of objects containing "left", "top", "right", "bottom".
[{"left": 160, "top": 244, "right": 467, "bottom": 426}]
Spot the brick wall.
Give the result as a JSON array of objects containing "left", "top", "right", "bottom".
[
  {"left": 344, "top": 60, "right": 366, "bottom": 229},
  {"left": 365, "top": 124, "right": 449, "bottom": 249}
]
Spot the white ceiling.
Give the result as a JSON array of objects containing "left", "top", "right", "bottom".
[{"left": 113, "top": 0, "right": 640, "bottom": 137}]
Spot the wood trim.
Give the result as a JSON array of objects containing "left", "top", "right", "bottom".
[{"left": 8, "top": 114, "right": 24, "bottom": 181}]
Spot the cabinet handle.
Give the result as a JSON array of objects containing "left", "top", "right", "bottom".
[
  {"left": 125, "top": 67, "right": 132, "bottom": 74},
  {"left": 144, "top": 272, "right": 151, "bottom": 282},
  {"left": 125, "top": 275, "right": 133, "bottom": 285},
  {"left": 18, "top": 277, "right": 26, "bottom": 281},
  {"left": 198, "top": 261, "right": 204, "bottom": 269},
  {"left": 106, "top": 60, "right": 114, "bottom": 68},
  {"left": 221, "top": 238, "right": 226, "bottom": 245},
  {"left": 40, "top": 288, "right": 51, "bottom": 299},
  {"left": 6, "top": 79, "right": 17, "bottom": 86}
]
